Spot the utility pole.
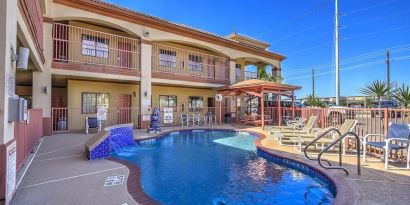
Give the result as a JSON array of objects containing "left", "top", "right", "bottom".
[
  {"left": 312, "top": 68, "right": 315, "bottom": 97},
  {"left": 386, "top": 50, "right": 390, "bottom": 99},
  {"left": 334, "top": 0, "right": 340, "bottom": 105}
]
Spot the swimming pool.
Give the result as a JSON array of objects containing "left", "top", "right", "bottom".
[{"left": 112, "top": 130, "right": 335, "bottom": 205}]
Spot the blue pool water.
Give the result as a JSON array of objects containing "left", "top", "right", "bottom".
[{"left": 112, "top": 130, "right": 335, "bottom": 205}]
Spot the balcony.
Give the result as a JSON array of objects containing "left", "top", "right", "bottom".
[
  {"left": 19, "top": 0, "right": 44, "bottom": 62},
  {"left": 152, "top": 43, "right": 229, "bottom": 84},
  {"left": 52, "top": 23, "right": 140, "bottom": 76}
]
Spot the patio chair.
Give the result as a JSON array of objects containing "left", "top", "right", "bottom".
[
  {"left": 192, "top": 114, "right": 201, "bottom": 126},
  {"left": 181, "top": 114, "right": 189, "bottom": 127},
  {"left": 281, "top": 119, "right": 357, "bottom": 153},
  {"left": 363, "top": 123, "right": 410, "bottom": 169},
  {"left": 85, "top": 117, "right": 102, "bottom": 134},
  {"left": 204, "top": 112, "right": 215, "bottom": 126}
]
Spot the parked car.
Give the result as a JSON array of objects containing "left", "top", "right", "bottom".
[
  {"left": 327, "top": 105, "right": 356, "bottom": 124},
  {"left": 371, "top": 100, "right": 402, "bottom": 118}
]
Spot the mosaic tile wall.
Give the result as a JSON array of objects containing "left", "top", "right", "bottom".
[{"left": 88, "top": 126, "right": 135, "bottom": 160}]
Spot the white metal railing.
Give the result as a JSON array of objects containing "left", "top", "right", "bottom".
[
  {"left": 245, "top": 71, "right": 257, "bottom": 80},
  {"left": 52, "top": 23, "right": 140, "bottom": 70},
  {"left": 152, "top": 43, "right": 229, "bottom": 82}
]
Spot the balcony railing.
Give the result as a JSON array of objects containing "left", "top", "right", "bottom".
[
  {"left": 52, "top": 23, "right": 140, "bottom": 74},
  {"left": 245, "top": 71, "right": 257, "bottom": 80},
  {"left": 19, "top": 0, "right": 44, "bottom": 62},
  {"left": 152, "top": 43, "right": 229, "bottom": 84}
]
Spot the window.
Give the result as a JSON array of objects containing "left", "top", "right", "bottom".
[
  {"left": 159, "top": 95, "right": 177, "bottom": 111},
  {"left": 235, "top": 64, "right": 242, "bottom": 79},
  {"left": 188, "top": 54, "right": 202, "bottom": 71},
  {"left": 81, "top": 34, "right": 109, "bottom": 58},
  {"left": 188, "top": 96, "right": 203, "bottom": 112},
  {"left": 82, "top": 92, "right": 109, "bottom": 114},
  {"left": 159, "top": 49, "right": 177, "bottom": 67}
]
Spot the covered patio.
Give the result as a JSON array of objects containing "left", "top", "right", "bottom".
[{"left": 218, "top": 79, "right": 301, "bottom": 127}]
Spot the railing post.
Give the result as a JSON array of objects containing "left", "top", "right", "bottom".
[{"left": 384, "top": 108, "right": 389, "bottom": 135}]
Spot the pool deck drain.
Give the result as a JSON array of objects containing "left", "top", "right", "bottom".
[{"left": 9, "top": 125, "right": 410, "bottom": 205}]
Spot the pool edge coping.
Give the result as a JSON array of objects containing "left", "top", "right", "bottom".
[{"left": 118, "top": 128, "right": 356, "bottom": 205}]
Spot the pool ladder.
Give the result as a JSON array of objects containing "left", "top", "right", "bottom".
[{"left": 303, "top": 128, "right": 361, "bottom": 175}]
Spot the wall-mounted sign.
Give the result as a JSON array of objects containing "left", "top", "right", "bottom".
[
  {"left": 6, "top": 141, "right": 17, "bottom": 204},
  {"left": 163, "top": 108, "right": 173, "bottom": 124}
]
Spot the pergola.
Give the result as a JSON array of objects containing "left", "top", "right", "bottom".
[{"left": 218, "top": 79, "right": 302, "bottom": 127}]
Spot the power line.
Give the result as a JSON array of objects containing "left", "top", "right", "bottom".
[
  {"left": 258, "top": 0, "right": 332, "bottom": 36},
  {"left": 344, "top": 0, "right": 400, "bottom": 16},
  {"left": 343, "top": 25, "right": 410, "bottom": 40},
  {"left": 284, "top": 55, "right": 410, "bottom": 81},
  {"left": 342, "top": 9, "right": 410, "bottom": 29},
  {"left": 284, "top": 44, "right": 410, "bottom": 75}
]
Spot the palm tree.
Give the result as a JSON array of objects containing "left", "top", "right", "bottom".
[
  {"left": 305, "top": 94, "right": 325, "bottom": 108},
  {"left": 360, "top": 80, "right": 393, "bottom": 108},
  {"left": 393, "top": 84, "right": 410, "bottom": 108}
]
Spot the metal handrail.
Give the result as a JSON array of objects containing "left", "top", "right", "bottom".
[
  {"left": 318, "top": 132, "right": 361, "bottom": 175},
  {"left": 304, "top": 128, "right": 341, "bottom": 166}
]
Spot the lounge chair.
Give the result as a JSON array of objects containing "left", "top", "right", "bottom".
[
  {"left": 85, "top": 117, "right": 102, "bottom": 134},
  {"left": 265, "top": 117, "right": 306, "bottom": 131},
  {"left": 269, "top": 116, "right": 317, "bottom": 135},
  {"left": 363, "top": 123, "right": 410, "bottom": 169},
  {"left": 281, "top": 119, "right": 357, "bottom": 153},
  {"left": 181, "top": 114, "right": 189, "bottom": 127}
]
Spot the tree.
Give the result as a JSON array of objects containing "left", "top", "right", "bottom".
[
  {"left": 364, "top": 97, "right": 374, "bottom": 108},
  {"left": 305, "top": 94, "right": 325, "bottom": 108},
  {"left": 360, "top": 80, "right": 393, "bottom": 108},
  {"left": 393, "top": 84, "right": 410, "bottom": 108},
  {"left": 257, "top": 67, "right": 283, "bottom": 83}
]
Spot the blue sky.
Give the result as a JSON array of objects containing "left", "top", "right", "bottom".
[{"left": 106, "top": 0, "right": 410, "bottom": 99}]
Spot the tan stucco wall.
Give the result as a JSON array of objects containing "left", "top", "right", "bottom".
[
  {"left": 66, "top": 80, "right": 140, "bottom": 130},
  {"left": 151, "top": 85, "right": 217, "bottom": 109}
]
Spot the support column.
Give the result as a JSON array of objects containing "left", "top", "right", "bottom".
[
  {"left": 229, "top": 60, "right": 236, "bottom": 84},
  {"left": 0, "top": 0, "right": 18, "bottom": 202},
  {"left": 140, "top": 41, "right": 152, "bottom": 129},
  {"left": 261, "top": 92, "right": 265, "bottom": 128},
  {"left": 277, "top": 95, "right": 282, "bottom": 126},
  {"left": 32, "top": 22, "right": 52, "bottom": 136}
]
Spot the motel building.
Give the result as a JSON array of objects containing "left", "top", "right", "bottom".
[{"left": 0, "top": 0, "right": 301, "bottom": 203}]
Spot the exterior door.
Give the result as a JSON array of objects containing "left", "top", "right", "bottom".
[
  {"left": 207, "top": 97, "right": 215, "bottom": 113},
  {"left": 118, "top": 94, "right": 131, "bottom": 124},
  {"left": 118, "top": 42, "right": 131, "bottom": 68}
]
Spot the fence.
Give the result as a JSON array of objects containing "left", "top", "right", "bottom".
[
  {"left": 52, "top": 108, "right": 141, "bottom": 133},
  {"left": 156, "top": 106, "right": 228, "bottom": 126},
  {"left": 14, "top": 109, "right": 43, "bottom": 170}
]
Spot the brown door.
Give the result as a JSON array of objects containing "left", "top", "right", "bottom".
[
  {"left": 207, "top": 97, "right": 215, "bottom": 113},
  {"left": 118, "top": 42, "right": 131, "bottom": 68},
  {"left": 118, "top": 94, "right": 132, "bottom": 124}
]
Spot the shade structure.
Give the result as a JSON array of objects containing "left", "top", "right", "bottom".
[{"left": 217, "top": 79, "right": 302, "bottom": 127}]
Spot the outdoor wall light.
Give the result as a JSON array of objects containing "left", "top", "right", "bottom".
[
  {"left": 133, "top": 91, "right": 137, "bottom": 97},
  {"left": 144, "top": 91, "right": 148, "bottom": 97},
  {"left": 43, "top": 86, "right": 48, "bottom": 94}
]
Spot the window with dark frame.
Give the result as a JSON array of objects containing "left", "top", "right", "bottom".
[
  {"left": 158, "top": 49, "right": 177, "bottom": 67},
  {"left": 159, "top": 95, "right": 177, "bottom": 111},
  {"left": 81, "top": 34, "right": 109, "bottom": 58},
  {"left": 82, "top": 92, "right": 109, "bottom": 114},
  {"left": 188, "top": 54, "right": 202, "bottom": 71},
  {"left": 188, "top": 96, "right": 203, "bottom": 112}
]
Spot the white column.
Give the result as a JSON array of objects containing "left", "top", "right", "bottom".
[
  {"left": 229, "top": 60, "right": 236, "bottom": 84},
  {"left": 140, "top": 41, "right": 152, "bottom": 127},
  {"left": 32, "top": 22, "right": 52, "bottom": 125},
  {"left": 0, "top": 0, "right": 17, "bottom": 145}
]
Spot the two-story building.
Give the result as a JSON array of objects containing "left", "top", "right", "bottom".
[{"left": 1, "top": 0, "right": 289, "bottom": 201}]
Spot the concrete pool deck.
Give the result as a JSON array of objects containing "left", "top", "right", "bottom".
[{"left": 10, "top": 125, "right": 410, "bottom": 205}]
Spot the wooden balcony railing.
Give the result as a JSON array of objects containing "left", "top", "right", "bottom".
[
  {"left": 19, "top": 0, "right": 44, "bottom": 62},
  {"left": 152, "top": 43, "right": 229, "bottom": 84},
  {"left": 52, "top": 23, "right": 140, "bottom": 75}
]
